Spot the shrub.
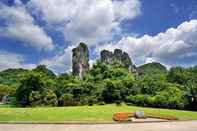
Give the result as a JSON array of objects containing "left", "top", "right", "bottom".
[
  {"left": 126, "top": 95, "right": 148, "bottom": 107},
  {"left": 88, "top": 99, "right": 94, "bottom": 106},
  {"left": 146, "top": 96, "right": 155, "bottom": 107},
  {"left": 43, "top": 90, "right": 58, "bottom": 107},
  {"left": 134, "top": 95, "right": 149, "bottom": 106},
  {"left": 126, "top": 102, "right": 133, "bottom": 106},
  {"left": 154, "top": 94, "right": 169, "bottom": 108},
  {"left": 98, "top": 101, "right": 105, "bottom": 105},
  {"left": 59, "top": 93, "right": 75, "bottom": 106},
  {"left": 115, "top": 100, "right": 122, "bottom": 106},
  {"left": 29, "top": 91, "right": 42, "bottom": 107},
  {"left": 102, "top": 80, "right": 122, "bottom": 103},
  {"left": 87, "top": 96, "right": 97, "bottom": 106}
]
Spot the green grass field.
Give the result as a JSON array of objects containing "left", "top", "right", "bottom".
[{"left": 0, "top": 104, "right": 197, "bottom": 123}]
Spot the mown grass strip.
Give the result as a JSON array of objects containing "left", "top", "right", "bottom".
[{"left": 0, "top": 104, "right": 197, "bottom": 123}]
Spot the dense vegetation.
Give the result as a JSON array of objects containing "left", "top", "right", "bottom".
[
  {"left": 138, "top": 62, "right": 167, "bottom": 76},
  {"left": 0, "top": 62, "right": 197, "bottom": 111}
]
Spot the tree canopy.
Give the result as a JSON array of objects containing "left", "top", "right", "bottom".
[{"left": 0, "top": 62, "right": 197, "bottom": 110}]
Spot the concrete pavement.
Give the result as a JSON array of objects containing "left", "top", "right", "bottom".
[{"left": 0, "top": 121, "right": 197, "bottom": 131}]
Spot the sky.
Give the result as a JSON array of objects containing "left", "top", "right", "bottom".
[{"left": 0, "top": 0, "right": 197, "bottom": 73}]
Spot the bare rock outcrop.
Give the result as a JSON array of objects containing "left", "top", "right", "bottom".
[
  {"left": 100, "top": 49, "right": 132, "bottom": 68},
  {"left": 72, "top": 43, "right": 89, "bottom": 79}
]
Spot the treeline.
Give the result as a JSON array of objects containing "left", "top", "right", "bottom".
[{"left": 0, "top": 61, "right": 197, "bottom": 110}]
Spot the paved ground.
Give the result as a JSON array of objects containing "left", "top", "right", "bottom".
[{"left": 0, "top": 121, "right": 197, "bottom": 131}]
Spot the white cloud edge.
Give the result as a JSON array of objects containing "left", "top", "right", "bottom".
[
  {"left": 95, "top": 19, "right": 197, "bottom": 68},
  {"left": 27, "top": 0, "right": 141, "bottom": 45},
  {"left": 0, "top": 50, "right": 36, "bottom": 71},
  {"left": 0, "top": 0, "right": 54, "bottom": 51}
]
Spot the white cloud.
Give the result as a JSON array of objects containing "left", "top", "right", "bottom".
[
  {"left": 28, "top": 0, "right": 141, "bottom": 45},
  {"left": 19, "top": 0, "right": 197, "bottom": 72},
  {"left": 39, "top": 19, "right": 197, "bottom": 73},
  {"left": 96, "top": 19, "right": 197, "bottom": 67},
  {"left": 27, "top": 0, "right": 141, "bottom": 73},
  {"left": 27, "top": 0, "right": 77, "bottom": 23},
  {"left": 113, "top": 0, "right": 141, "bottom": 21},
  {"left": 0, "top": 0, "right": 54, "bottom": 51},
  {"left": 0, "top": 50, "right": 36, "bottom": 71},
  {"left": 40, "top": 46, "right": 74, "bottom": 73}
]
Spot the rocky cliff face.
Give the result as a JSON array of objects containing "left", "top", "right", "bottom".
[
  {"left": 100, "top": 49, "right": 132, "bottom": 68},
  {"left": 100, "top": 50, "right": 114, "bottom": 64},
  {"left": 72, "top": 43, "right": 89, "bottom": 79}
]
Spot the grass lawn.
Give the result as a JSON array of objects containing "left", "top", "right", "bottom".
[
  {"left": 0, "top": 103, "right": 15, "bottom": 108},
  {"left": 0, "top": 104, "right": 197, "bottom": 123}
]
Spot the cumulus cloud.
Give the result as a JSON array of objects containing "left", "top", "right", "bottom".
[
  {"left": 41, "top": 19, "right": 197, "bottom": 73},
  {"left": 0, "top": 0, "right": 54, "bottom": 51},
  {"left": 40, "top": 46, "right": 74, "bottom": 73},
  {"left": 28, "top": 0, "right": 141, "bottom": 45},
  {"left": 0, "top": 50, "right": 36, "bottom": 71},
  {"left": 113, "top": 0, "right": 141, "bottom": 21},
  {"left": 27, "top": 0, "right": 141, "bottom": 73},
  {"left": 96, "top": 20, "right": 197, "bottom": 67}
]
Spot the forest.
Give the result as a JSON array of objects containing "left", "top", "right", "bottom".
[
  {"left": 0, "top": 62, "right": 197, "bottom": 110},
  {"left": 0, "top": 44, "right": 197, "bottom": 111}
]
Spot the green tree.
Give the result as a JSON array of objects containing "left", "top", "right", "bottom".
[
  {"left": 32, "top": 65, "right": 56, "bottom": 79},
  {"left": 43, "top": 89, "right": 58, "bottom": 106},
  {"left": 185, "top": 80, "right": 197, "bottom": 110},
  {"left": 0, "top": 68, "right": 28, "bottom": 88},
  {"left": 29, "top": 91, "right": 42, "bottom": 107},
  {"left": 0, "top": 84, "right": 15, "bottom": 101},
  {"left": 167, "top": 67, "right": 190, "bottom": 85},
  {"left": 15, "top": 72, "right": 44, "bottom": 106},
  {"left": 102, "top": 80, "right": 122, "bottom": 103},
  {"left": 59, "top": 93, "right": 74, "bottom": 106}
]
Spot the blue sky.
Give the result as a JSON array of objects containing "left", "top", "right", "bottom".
[{"left": 0, "top": 0, "right": 197, "bottom": 73}]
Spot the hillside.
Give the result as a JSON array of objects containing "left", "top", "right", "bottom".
[
  {"left": 0, "top": 68, "right": 29, "bottom": 88},
  {"left": 138, "top": 62, "right": 167, "bottom": 76}
]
